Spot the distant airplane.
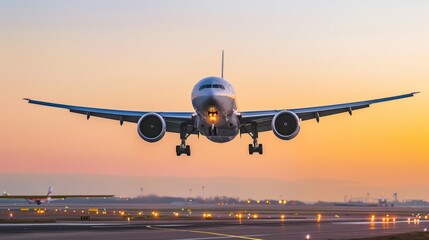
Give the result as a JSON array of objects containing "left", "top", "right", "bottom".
[
  {"left": 0, "top": 186, "right": 114, "bottom": 205},
  {"left": 24, "top": 51, "right": 419, "bottom": 156}
]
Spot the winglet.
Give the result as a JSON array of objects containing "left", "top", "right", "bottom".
[
  {"left": 23, "top": 98, "right": 31, "bottom": 102},
  {"left": 411, "top": 91, "right": 421, "bottom": 95}
]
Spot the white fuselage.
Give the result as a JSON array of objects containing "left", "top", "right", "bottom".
[
  {"left": 27, "top": 197, "right": 51, "bottom": 205},
  {"left": 191, "top": 76, "right": 239, "bottom": 143}
]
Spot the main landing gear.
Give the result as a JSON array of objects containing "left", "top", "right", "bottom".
[
  {"left": 248, "top": 123, "right": 263, "bottom": 155},
  {"left": 176, "top": 124, "right": 192, "bottom": 156}
]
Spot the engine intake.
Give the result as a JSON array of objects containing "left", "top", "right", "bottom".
[
  {"left": 137, "top": 113, "right": 166, "bottom": 142},
  {"left": 271, "top": 110, "right": 300, "bottom": 140}
]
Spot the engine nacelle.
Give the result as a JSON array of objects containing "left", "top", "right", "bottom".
[
  {"left": 137, "top": 113, "right": 166, "bottom": 142},
  {"left": 271, "top": 110, "right": 300, "bottom": 140}
]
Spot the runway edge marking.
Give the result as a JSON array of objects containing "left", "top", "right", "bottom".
[{"left": 146, "top": 225, "right": 265, "bottom": 240}]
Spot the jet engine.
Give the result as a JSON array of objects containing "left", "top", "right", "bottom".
[
  {"left": 137, "top": 113, "right": 166, "bottom": 142},
  {"left": 271, "top": 110, "right": 300, "bottom": 140}
]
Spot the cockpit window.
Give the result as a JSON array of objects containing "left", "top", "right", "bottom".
[
  {"left": 199, "top": 84, "right": 225, "bottom": 90},
  {"left": 213, "top": 84, "right": 225, "bottom": 90}
]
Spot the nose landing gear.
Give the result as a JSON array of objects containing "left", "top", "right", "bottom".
[{"left": 208, "top": 124, "right": 217, "bottom": 136}]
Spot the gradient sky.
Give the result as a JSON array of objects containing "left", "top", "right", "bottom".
[{"left": 1, "top": 1, "right": 428, "bottom": 202}]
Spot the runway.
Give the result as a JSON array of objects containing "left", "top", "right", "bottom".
[
  {"left": 1, "top": 204, "right": 428, "bottom": 239},
  {"left": 0, "top": 219, "right": 428, "bottom": 240}
]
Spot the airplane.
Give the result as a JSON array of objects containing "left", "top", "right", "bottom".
[
  {"left": 24, "top": 51, "right": 419, "bottom": 156},
  {"left": 0, "top": 186, "right": 114, "bottom": 205}
]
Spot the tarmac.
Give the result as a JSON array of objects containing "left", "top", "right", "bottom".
[{"left": 1, "top": 204, "right": 428, "bottom": 239}]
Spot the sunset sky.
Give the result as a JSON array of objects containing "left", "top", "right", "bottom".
[{"left": 1, "top": 1, "right": 428, "bottom": 202}]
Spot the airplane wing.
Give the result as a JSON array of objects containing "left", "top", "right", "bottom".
[
  {"left": 0, "top": 195, "right": 114, "bottom": 199},
  {"left": 23, "top": 99, "right": 196, "bottom": 134},
  {"left": 240, "top": 92, "right": 419, "bottom": 133}
]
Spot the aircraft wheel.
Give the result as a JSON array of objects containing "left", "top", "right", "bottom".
[
  {"left": 176, "top": 146, "right": 181, "bottom": 156},
  {"left": 248, "top": 144, "right": 254, "bottom": 154},
  {"left": 258, "top": 144, "right": 263, "bottom": 154},
  {"left": 186, "top": 145, "right": 191, "bottom": 156}
]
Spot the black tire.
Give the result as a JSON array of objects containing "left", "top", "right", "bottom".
[
  {"left": 248, "top": 144, "right": 254, "bottom": 154},
  {"left": 258, "top": 144, "right": 263, "bottom": 154},
  {"left": 176, "top": 146, "right": 181, "bottom": 156},
  {"left": 186, "top": 145, "right": 191, "bottom": 156}
]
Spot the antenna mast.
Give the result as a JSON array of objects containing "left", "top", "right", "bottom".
[{"left": 221, "top": 50, "right": 224, "bottom": 78}]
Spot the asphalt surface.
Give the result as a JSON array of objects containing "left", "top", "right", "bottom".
[
  {"left": 1, "top": 204, "right": 428, "bottom": 239},
  {"left": 1, "top": 218, "right": 428, "bottom": 239}
]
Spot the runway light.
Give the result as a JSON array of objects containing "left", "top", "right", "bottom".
[
  {"left": 317, "top": 214, "right": 322, "bottom": 223},
  {"left": 281, "top": 214, "right": 285, "bottom": 220},
  {"left": 370, "top": 215, "right": 375, "bottom": 222},
  {"left": 305, "top": 234, "right": 311, "bottom": 239},
  {"left": 424, "top": 228, "right": 427, "bottom": 232},
  {"left": 252, "top": 214, "right": 258, "bottom": 219},
  {"left": 408, "top": 218, "right": 411, "bottom": 224}
]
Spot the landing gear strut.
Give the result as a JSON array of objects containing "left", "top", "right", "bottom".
[
  {"left": 176, "top": 124, "right": 192, "bottom": 156},
  {"left": 208, "top": 124, "right": 217, "bottom": 136},
  {"left": 248, "top": 123, "right": 263, "bottom": 155}
]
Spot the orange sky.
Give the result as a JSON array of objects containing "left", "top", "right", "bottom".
[{"left": 0, "top": 1, "right": 428, "bottom": 201}]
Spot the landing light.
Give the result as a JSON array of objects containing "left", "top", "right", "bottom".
[{"left": 208, "top": 109, "right": 218, "bottom": 123}]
